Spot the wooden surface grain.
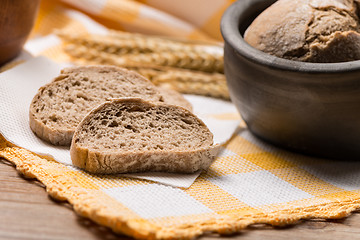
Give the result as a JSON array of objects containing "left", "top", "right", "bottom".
[{"left": 1, "top": 158, "right": 360, "bottom": 240}]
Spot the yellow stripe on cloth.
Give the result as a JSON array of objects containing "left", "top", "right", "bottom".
[
  {"left": 196, "top": 0, "right": 236, "bottom": 40},
  {"left": 186, "top": 176, "right": 251, "bottom": 212},
  {"left": 269, "top": 167, "right": 345, "bottom": 196},
  {"left": 101, "top": 0, "right": 141, "bottom": 23},
  {"left": 59, "top": 0, "right": 214, "bottom": 41},
  {"left": 32, "top": 0, "right": 89, "bottom": 37}
]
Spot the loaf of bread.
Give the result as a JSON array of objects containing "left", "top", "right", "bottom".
[
  {"left": 70, "top": 98, "right": 220, "bottom": 174},
  {"left": 29, "top": 65, "right": 192, "bottom": 146},
  {"left": 244, "top": 0, "right": 360, "bottom": 63}
]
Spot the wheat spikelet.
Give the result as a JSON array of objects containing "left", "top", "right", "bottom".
[
  {"left": 58, "top": 31, "right": 215, "bottom": 55},
  {"left": 58, "top": 31, "right": 223, "bottom": 56},
  {"left": 58, "top": 33, "right": 153, "bottom": 55},
  {"left": 117, "top": 51, "right": 223, "bottom": 73},
  {"left": 64, "top": 43, "right": 224, "bottom": 73},
  {"left": 107, "top": 30, "right": 224, "bottom": 48},
  {"left": 152, "top": 70, "right": 229, "bottom": 100},
  {"left": 63, "top": 44, "right": 111, "bottom": 63}
]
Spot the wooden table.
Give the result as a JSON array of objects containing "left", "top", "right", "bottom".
[{"left": 2, "top": 158, "right": 360, "bottom": 240}]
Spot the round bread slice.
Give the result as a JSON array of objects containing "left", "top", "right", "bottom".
[
  {"left": 70, "top": 98, "right": 220, "bottom": 174},
  {"left": 29, "top": 65, "right": 191, "bottom": 146}
]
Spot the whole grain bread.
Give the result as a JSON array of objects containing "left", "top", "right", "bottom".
[
  {"left": 29, "top": 65, "right": 192, "bottom": 146},
  {"left": 70, "top": 98, "right": 220, "bottom": 174}
]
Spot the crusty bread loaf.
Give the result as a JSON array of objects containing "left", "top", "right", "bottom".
[
  {"left": 70, "top": 98, "right": 220, "bottom": 174},
  {"left": 29, "top": 65, "right": 192, "bottom": 146},
  {"left": 244, "top": 0, "right": 360, "bottom": 63}
]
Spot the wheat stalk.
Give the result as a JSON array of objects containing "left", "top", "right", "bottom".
[
  {"left": 107, "top": 30, "right": 223, "bottom": 46},
  {"left": 152, "top": 70, "right": 229, "bottom": 99},
  {"left": 63, "top": 43, "right": 229, "bottom": 99},
  {"left": 113, "top": 51, "right": 223, "bottom": 73},
  {"left": 59, "top": 30, "right": 228, "bottom": 99},
  {"left": 64, "top": 43, "right": 223, "bottom": 73},
  {"left": 58, "top": 31, "right": 222, "bottom": 56}
]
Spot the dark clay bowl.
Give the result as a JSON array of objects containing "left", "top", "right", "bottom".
[
  {"left": 221, "top": 0, "right": 360, "bottom": 160},
  {"left": 0, "top": 0, "right": 40, "bottom": 65}
]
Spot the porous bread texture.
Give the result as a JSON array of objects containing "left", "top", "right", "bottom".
[
  {"left": 244, "top": 0, "right": 360, "bottom": 63},
  {"left": 29, "top": 65, "right": 191, "bottom": 146},
  {"left": 54, "top": 67, "right": 192, "bottom": 111},
  {"left": 70, "top": 98, "right": 220, "bottom": 174}
]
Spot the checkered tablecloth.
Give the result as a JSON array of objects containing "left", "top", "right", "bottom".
[
  {"left": 2, "top": 126, "right": 360, "bottom": 239},
  {"left": 2, "top": 0, "right": 360, "bottom": 239}
]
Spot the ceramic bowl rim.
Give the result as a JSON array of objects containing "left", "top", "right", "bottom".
[{"left": 220, "top": 0, "right": 360, "bottom": 73}]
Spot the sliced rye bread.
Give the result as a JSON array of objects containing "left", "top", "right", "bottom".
[
  {"left": 70, "top": 98, "right": 220, "bottom": 174},
  {"left": 29, "top": 65, "right": 192, "bottom": 146}
]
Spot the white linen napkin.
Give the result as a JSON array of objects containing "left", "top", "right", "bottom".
[{"left": 0, "top": 56, "right": 241, "bottom": 188}]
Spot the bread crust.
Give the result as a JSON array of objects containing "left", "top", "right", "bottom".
[
  {"left": 70, "top": 98, "right": 219, "bottom": 174},
  {"left": 29, "top": 86, "right": 74, "bottom": 145},
  {"left": 29, "top": 109, "right": 73, "bottom": 145},
  {"left": 70, "top": 144, "right": 220, "bottom": 174}
]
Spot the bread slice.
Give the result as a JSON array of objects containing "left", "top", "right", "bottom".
[
  {"left": 156, "top": 86, "right": 192, "bottom": 111},
  {"left": 29, "top": 65, "right": 191, "bottom": 146},
  {"left": 70, "top": 98, "right": 220, "bottom": 174}
]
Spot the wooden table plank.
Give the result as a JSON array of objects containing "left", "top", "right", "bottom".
[{"left": 1, "top": 158, "right": 360, "bottom": 240}]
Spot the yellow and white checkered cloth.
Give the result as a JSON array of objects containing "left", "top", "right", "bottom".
[{"left": 2, "top": 0, "right": 360, "bottom": 239}]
